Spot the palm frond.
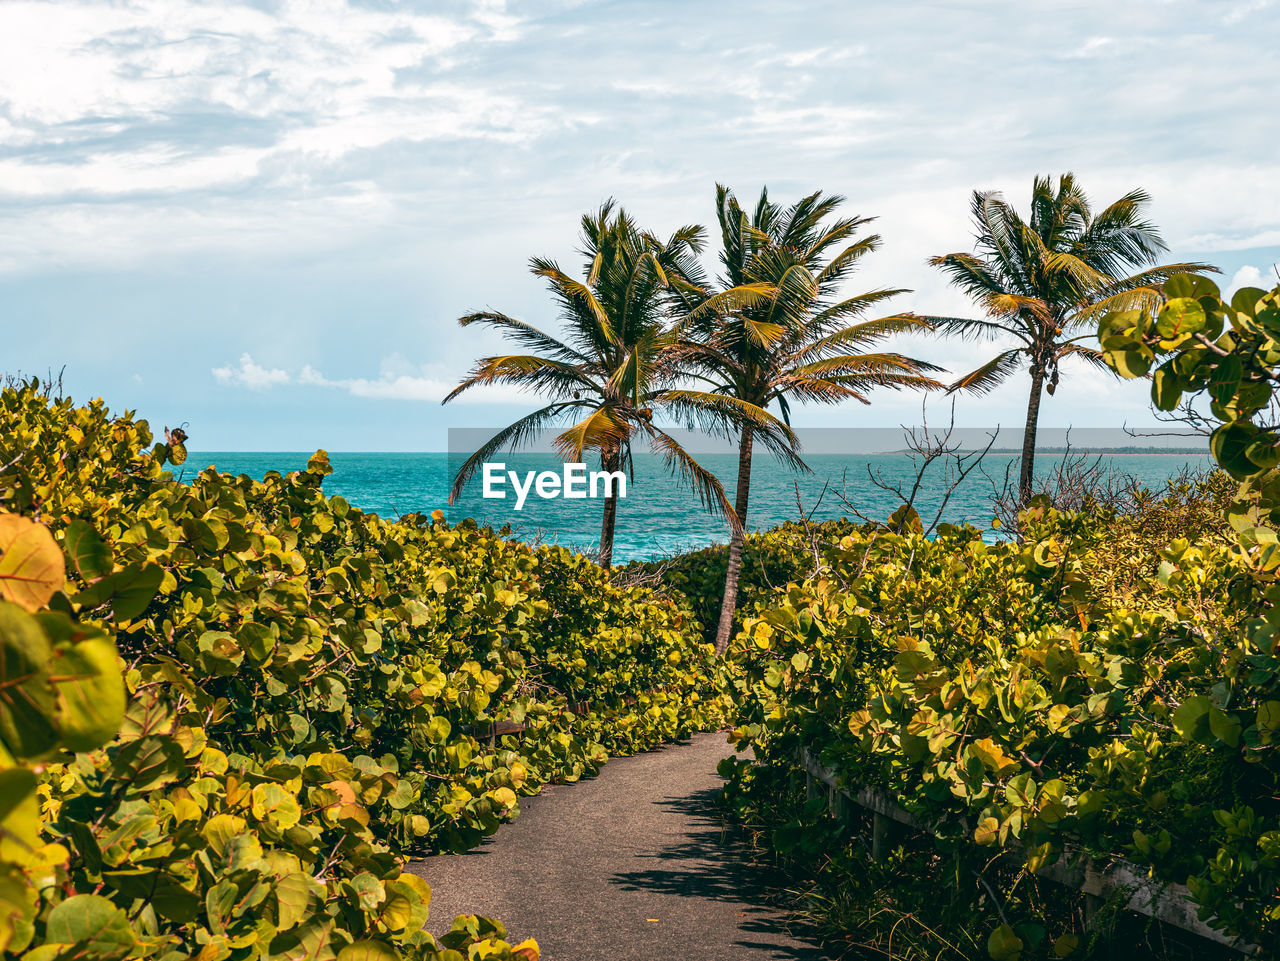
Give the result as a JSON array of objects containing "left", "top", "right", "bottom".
[
  {"left": 920, "top": 315, "right": 1027, "bottom": 343},
  {"left": 644, "top": 428, "right": 741, "bottom": 531},
  {"left": 807, "top": 288, "right": 908, "bottom": 332},
  {"left": 657, "top": 389, "right": 795, "bottom": 440},
  {"left": 982, "top": 292, "right": 1052, "bottom": 323},
  {"left": 788, "top": 313, "right": 935, "bottom": 364},
  {"left": 554, "top": 406, "right": 631, "bottom": 463},
  {"left": 744, "top": 318, "right": 788, "bottom": 347},
  {"left": 765, "top": 263, "right": 820, "bottom": 327},
  {"left": 793, "top": 351, "right": 946, "bottom": 378},
  {"left": 530, "top": 258, "right": 618, "bottom": 347},
  {"left": 928, "top": 252, "right": 1009, "bottom": 303},
  {"left": 443, "top": 355, "right": 594, "bottom": 403},
  {"left": 676, "top": 282, "right": 776, "bottom": 331},
  {"left": 947, "top": 349, "right": 1024, "bottom": 395},
  {"left": 448, "top": 402, "right": 574, "bottom": 503},
  {"left": 1056, "top": 343, "right": 1113, "bottom": 373},
  {"left": 457, "top": 311, "right": 586, "bottom": 363}
]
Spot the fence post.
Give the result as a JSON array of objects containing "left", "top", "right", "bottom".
[{"left": 871, "top": 811, "right": 890, "bottom": 861}]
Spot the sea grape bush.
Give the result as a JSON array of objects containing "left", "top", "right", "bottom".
[
  {"left": 621, "top": 519, "right": 860, "bottom": 642},
  {"left": 713, "top": 279, "right": 1280, "bottom": 956},
  {"left": 1101, "top": 276, "right": 1280, "bottom": 572},
  {"left": 720, "top": 507, "right": 1259, "bottom": 955},
  {"left": 0, "top": 381, "right": 724, "bottom": 960}
]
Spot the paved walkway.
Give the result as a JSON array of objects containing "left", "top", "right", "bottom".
[{"left": 410, "top": 733, "right": 830, "bottom": 960}]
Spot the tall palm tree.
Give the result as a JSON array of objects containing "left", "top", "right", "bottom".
[
  {"left": 444, "top": 202, "right": 784, "bottom": 567},
  {"left": 669, "top": 186, "right": 944, "bottom": 654},
  {"left": 929, "top": 174, "right": 1215, "bottom": 506}
]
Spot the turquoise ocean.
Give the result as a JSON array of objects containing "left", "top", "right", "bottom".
[{"left": 186, "top": 451, "right": 1213, "bottom": 564}]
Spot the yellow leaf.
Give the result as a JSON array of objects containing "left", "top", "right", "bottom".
[
  {"left": 492, "top": 787, "right": 517, "bottom": 809},
  {"left": 0, "top": 514, "right": 65, "bottom": 611},
  {"left": 969, "top": 737, "right": 1012, "bottom": 774}
]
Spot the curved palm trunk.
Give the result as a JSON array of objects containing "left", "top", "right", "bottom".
[
  {"left": 598, "top": 447, "right": 620, "bottom": 568},
  {"left": 714, "top": 424, "right": 754, "bottom": 655},
  {"left": 1018, "top": 365, "right": 1045, "bottom": 507}
]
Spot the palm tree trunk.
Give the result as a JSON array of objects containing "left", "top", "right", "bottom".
[
  {"left": 598, "top": 447, "right": 620, "bottom": 568},
  {"left": 1019, "top": 365, "right": 1045, "bottom": 507},
  {"left": 714, "top": 424, "right": 754, "bottom": 655}
]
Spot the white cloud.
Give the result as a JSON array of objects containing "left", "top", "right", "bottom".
[
  {"left": 212, "top": 353, "right": 290, "bottom": 390},
  {"left": 10, "top": 0, "right": 1280, "bottom": 443},
  {"left": 212, "top": 353, "right": 532, "bottom": 404},
  {"left": 1065, "top": 36, "right": 1115, "bottom": 59},
  {"left": 0, "top": 0, "right": 555, "bottom": 205},
  {"left": 297, "top": 362, "right": 533, "bottom": 404},
  {"left": 1, "top": 0, "right": 1277, "bottom": 280},
  {"left": 1226, "top": 265, "right": 1265, "bottom": 297},
  {"left": 298, "top": 364, "right": 453, "bottom": 401},
  {"left": 1223, "top": 0, "right": 1271, "bottom": 24}
]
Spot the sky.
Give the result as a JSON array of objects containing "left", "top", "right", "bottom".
[{"left": 2, "top": 0, "right": 1278, "bottom": 451}]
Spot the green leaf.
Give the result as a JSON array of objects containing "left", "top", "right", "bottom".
[
  {"left": 0, "top": 768, "right": 39, "bottom": 861},
  {"left": 1106, "top": 348, "right": 1151, "bottom": 379},
  {"left": 251, "top": 782, "right": 302, "bottom": 830},
  {"left": 338, "top": 943, "right": 400, "bottom": 961},
  {"left": 1209, "top": 707, "right": 1241, "bottom": 747},
  {"left": 72, "top": 562, "right": 163, "bottom": 622},
  {"left": 887, "top": 504, "right": 922, "bottom": 534},
  {"left": 63, "top": 519, "right": 114, "bottom": 582},
  {"left": 1256, "top": 700, "right": 1280, "bottom": 732},
  {"left": 1157, "top": 298, "right": 1206, "bottom": 337},
  {"left": 0, "top": 603, "right": 57, "bottom": 757},
  {"left": 1151, "top": 364, "right": 1183, "bottom": 411},
  {"left": 44, "top": 894, "right": 136, "bottom": 960},
  {"left": 50, "top": 635, "right": 125, "bottom": 751},
  {"left": 1172, "top": 695, "right": 1211, "bottom": 742},
  {"left": 107, "top": 563, "right": 163, "bottom": 622},
  {"left": 239, "top": 622, "right": 277, "bottom": 665},
  {"left": 308, "top": 450, "right": 334, "bottom": 476},
  {"left": 274, "top": 870, "right": 314, "bottom": 930},
  {"left": 346, "top": 872, "right": 385, "bottom": 911},
  {"left": 1231, "top": 286, "right": 1266, "bottom": 315},
  {"left": 111, "top": 735, "right": 185, "bottom": 792},
  {"left": 1208, "top": 353, "right": 1244, "bottom": 405},
  {"left": 974, "top": 816, "right": 1000, "bottom": 846},
  {"left": 1211, "top": 422, "right": 1261, "bottom": 478},
  {"left": 1164, "top": 273, "right": 1220, "bottom": 300},
  {"left": 988, "top": 923, "right": 1023, "bottom": 961}
]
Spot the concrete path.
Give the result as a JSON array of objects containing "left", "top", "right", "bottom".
[{"left": 410, "top": 732, "right": 830, "bottom": 961}]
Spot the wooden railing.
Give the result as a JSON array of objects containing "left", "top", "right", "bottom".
[{"left": 798, "top": 748, "right": 1251, "bottom": 954}]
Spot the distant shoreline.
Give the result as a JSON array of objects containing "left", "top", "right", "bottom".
[{"left": 883, "top": 447, "right": 1210, "bottom": 456}]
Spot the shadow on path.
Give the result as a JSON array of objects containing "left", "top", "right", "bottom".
[
  {"left": 412, "top": 733, "right": 830, "bottom": 961},
  {"left": 609, "top": 788, "right": 824, "bottom": 958}
]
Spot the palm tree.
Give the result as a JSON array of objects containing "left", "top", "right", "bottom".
[
  {"left": 668, "top": 186, "right": 944, "bottom": 654},
  {"left": 444, "top": 202, "right": 785, "bottom": 567},
  {"left": 928, "top": 174, "right": 1216, "bottom": 506}
]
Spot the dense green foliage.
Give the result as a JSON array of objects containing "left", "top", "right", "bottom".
[
  {"left": 0, "top": 381, "right": 723, "bottom": 960},
  {"left": 621, "top": 519, "right": 859, "bottom": 643},
  {"left": 702, "top": 279, "right": 1280, "bottom": 957},
  {"left": 718, "top": 507, "right": 1251, "bottom": 953}
]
